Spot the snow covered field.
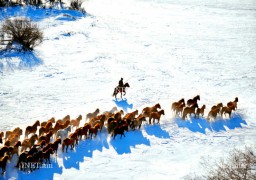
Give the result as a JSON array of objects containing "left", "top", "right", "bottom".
[{"left": 0, "top": 0, "right": 256, "bottom": 179}]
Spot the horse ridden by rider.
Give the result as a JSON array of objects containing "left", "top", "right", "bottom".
[{"left": 113, "top": 78, "right": 130, "bottom": 100}]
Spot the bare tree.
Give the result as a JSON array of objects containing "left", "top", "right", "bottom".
[
  {"left": 201, "top": 146, "right": 256, "bottom": 180},
  {"left": 1, "top": 17, "right": 43, "bottom": 51},
  {"left": 70, "top": 0, "right": 86, "bottom": 14}
]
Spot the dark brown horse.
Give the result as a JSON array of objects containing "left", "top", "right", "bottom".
[
  {"left": 187, "top": 95, "right": 200, "bottom": 107},
  {"left": 62, "top": 138, "right": 76, "bottom": 153},
  {"left": 25, "top": 120, "right": 40, "bottom": 137},
  {"left": 113, "top": 83, "right": 130, "bottom": 100},
  {"left": 227, "top": 97, "right": 238, "bottom": 110},
  {"left": 0, "top": 155, "right": 9, "bottom": 175},
  {"left": 9, "top": 141, "right": 22, "bottom": 157},
  {"left": 0, "top": 132, "right": 4, "bottom": 144},
  {"left": 42, "top": 148, "right": 54, "bottom": 164},
  {"left": 0, "top": 146, "right": 10, "bottom": 158},
  {"left": 51, "top": 138, "right": 61, "bottom": 155},
  {"left": 89, "top": 124, "right": 101, "bottom": 139},
  {"left": 81, "top": 123, "right": 91, "bottom": 139},
  {"left": 112, "top": 125, "right": 128, "bottom": 140}
]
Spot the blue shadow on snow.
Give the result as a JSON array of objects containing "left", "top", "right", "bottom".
[
  {"left": 0, "top": 6, "right": 85, "bottom": 22},
  {"left": 113, "top": 98, "right": 133, "bottom": 112},
  {"left": 174, "top": 114, "right": 247, "bottom": 134},
  {"left": 0, "top": 50, "right": 43, "bottom": 72},
  {"left": 62, "top": 128, "right": 109, "bottom": 170},
  {"left": 144, "top": 124, "right": 171, "bottom": 139},
  {"left": 110, "top": 130, "right": 150, "bottom": 155},
  {"left": 2, "top": 155, "right": 62, "bottom": 180}
]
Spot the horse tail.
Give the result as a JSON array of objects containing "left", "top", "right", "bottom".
[{"left": 112, "top": 88, "right": 116, "bottom": 97}]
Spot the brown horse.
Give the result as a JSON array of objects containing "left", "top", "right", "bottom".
[
  {"left": 68, "top": 132, "right": 79, "bottom": 145},
  {"left": 171, "top": 98, "right": 185, "bottom": 112},
  {"left": 91, "top": 115, "right": 106, "bottom": 132},
  {"left": 211, "top": 103, "right": 223, "bottom": 111},
  {"left": 0, "top": 146, "right": 10, "bottom": 159},
  {"left": 86, "top": 109, "right": 100, "bottom": 120},
  {"left": 89, "top": 114, "right": 106, "bottom": 127},
  {"left": 81, "top": 123, "right": 91, "bottom": 139},
  {"left": 142, "top": 103, "right": 161, "bottom": 114},
  {"left": 41, "top": 117, "right": 55, "bottom": 127},
  {"left": 175, "top": 103, "right": 185, "bottom": 117},
  {"left": 56, "top": 115, "right": 70, "bottom": 125},
  {"left": 0, "top": 155, "right": 9, "bottom": 175},
  {"left": 53, "top": 120, "right": 70, "bottom": 135},
  {"left": 149, "top": 109, "right": 165, "bottom": 124},
  {"left": 4, "top": 134, "right": 20, "bottom": 147},
  {"left": 112, "top": 125, "right": 128, "bottom": 140},
  {"left": 5, "top": 128, "right": 22, "bottom": 140},
  {"left": 25, "top": 120, "right": 40, "bottom": 138},
  {"left": 62, "top": 138, "right": 76, "bottom": 153},
  {"left": 113, "top": 110, "right": 124, "bottom": 121},
  {"left": 21, "top": 134, "right": 38, "bottom": 152},
  {"left": 42, "top": 148, "right": 54, "bottom": 164},
  {"left": 89, "top": 124, "right": 101, "bottom": 139},
  {"left": 70, "top": 115, "right": 83, "bottom": 129},
  {"left": 112, "top": 82, "right": 130, "bottom": 100},
  {"left": 227, "top": 97, "right": 238, "bottom": 110},
  {"left": 187, "top": 95, "right": 200, "bottom": 107},
  {"left": 196, "top": 105, "right": 206, "bottom": 118},
  {"left": 39, "top": 121, "right": 53, "bottom": 136},
  {"left": 38, "top": 131, "right": 53, "bottom": 144},
  {"left": 207, "top": 107, "right": 221, "bottom": 121},
  {"left": 131, "top": 115, "right": 146, "bottom": 130},
  {"left": 0, "top": 132, "right": 4, "bottom": 144},
  {"left": 182, "top": 103, "right": 198, "bottom": 120},
  {"left": 51, "top": 138, "right": 62, "bottom": 155},
  {"left": 35, "top": 140, "right": 46, "bottom": 149},
  {"left": 107, "top": 120, "right": 118, "bottom": 134},
  {"left": 123, "top": 110, "right": 139, "bottom": 121},
  {"left": 220, "top": 106, "right": 235, "bottom": 118},
  {"left": 9, "top": 141, "right": 22, "bottom": 157}
]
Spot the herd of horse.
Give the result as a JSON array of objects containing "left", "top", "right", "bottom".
[
  {"left": 0, "top": 96, "right": 238, "bottom": 174},
  {"left": 171, "top": 95, "right": 238, "bottom": 120}
]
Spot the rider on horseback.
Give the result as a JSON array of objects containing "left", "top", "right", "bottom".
[
  {"left": 119, "top": 78, "right": 124, "bottom": 88},
  {"left": 113, "top": 77, "right": 130, "bottom": 99},
  {"left": 118, "top": 78, "right": 125, "bottom": 93}
]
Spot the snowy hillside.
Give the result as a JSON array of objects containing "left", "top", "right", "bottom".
[{"left": 0, "top": 0, "right": 256, "bottom": 179}]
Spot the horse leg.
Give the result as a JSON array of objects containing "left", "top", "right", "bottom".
[{"left": 66, "top": 145, "right": 68, "bottom": 153}]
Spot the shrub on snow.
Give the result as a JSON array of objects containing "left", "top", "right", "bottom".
[{"left": 1, "top": 17, "right": 43, "bottom": 51}]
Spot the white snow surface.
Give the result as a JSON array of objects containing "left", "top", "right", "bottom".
[{"left": 0, "top": 0, "right": 256, "bottom": 179}]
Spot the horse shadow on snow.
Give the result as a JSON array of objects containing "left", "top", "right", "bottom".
[
  {"left": 143, "top": 124, "right": 171, "bottom": 139},
  {"left": 113, "top": 98, "right": 133, "bottom": 112},
  {"left": 110, "top": 130, "right": 150, "bottom": 155},
  {"left": 62, "top": 128, "right": 109, "bottom": 170},
  {"left": 174, "top": 114, "right": 247, "bottom": 134},
  {"left": 2, "top": 155, "right": 62, "bottom": 180}
]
